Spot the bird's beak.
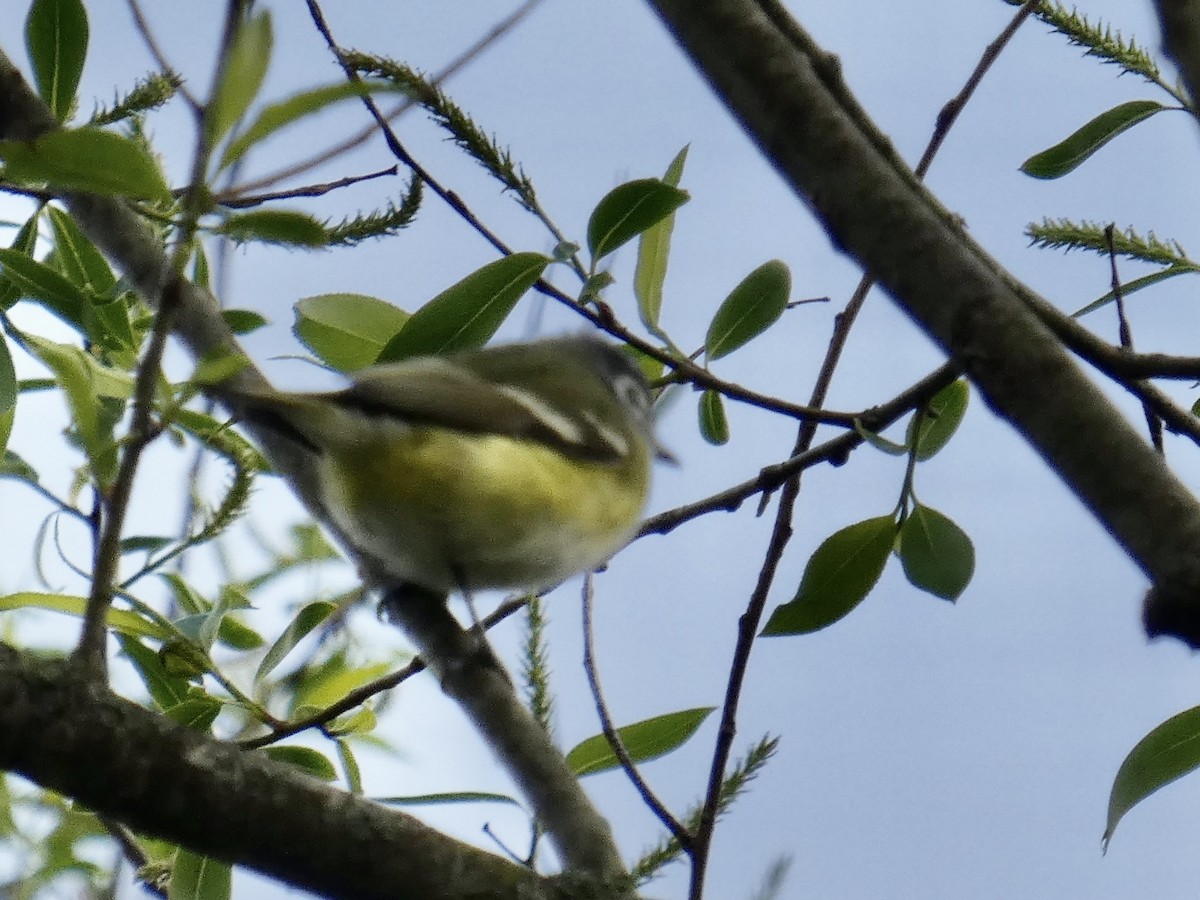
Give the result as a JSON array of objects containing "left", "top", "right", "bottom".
[{"left": 654, "top": 441, "right": 679, "bottom": 465}]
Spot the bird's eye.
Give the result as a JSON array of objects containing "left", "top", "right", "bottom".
[{"left": 613, "top": 373, "right": 650, "bottom": 418}]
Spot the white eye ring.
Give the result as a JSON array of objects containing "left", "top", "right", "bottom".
[{"left": 613, "top": 373, "right": 650, "bottom": 418}]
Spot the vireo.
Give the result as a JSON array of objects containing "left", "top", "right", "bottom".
[{"left": 220, "top": 335, "right": 671, "bottom": 596}]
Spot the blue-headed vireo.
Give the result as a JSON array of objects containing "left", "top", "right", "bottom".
[{"left": 219, "top": 335, "right": 671, "bottom": 596}]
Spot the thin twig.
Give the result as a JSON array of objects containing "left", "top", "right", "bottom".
[
  {"left": 581, "top": 575, "right": 691, "bottom": 848},
  {"left": 238, "top": 593, "right": 529, "bottom": 749},
  {"left": 215, "top": 165, "right": 400, "bottom": 208},
  {"left": 1105, "top": 223, "right": 1164, "bottom": 453},
  {"left": 73, "top": 2, "right": 245, "bottom": 679},
  {"left": 232, "top": 0, "right": 546, "bottom": 197},
  {"left": 639, "top": 363, "right": 958, "bottom": 537},
  {"left": 683, "top": 4, "right": 1039, "bottom": 894}
]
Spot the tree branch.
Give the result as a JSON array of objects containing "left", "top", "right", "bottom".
[
  {"left": 0, "top": 645, "right": 555, "bottom": 900},
  {"left": 0, "top": 47, "right": 626, "bottom": 883},
  {"left": 645, "top": 0, "right": 1200, "bottom": 644}
]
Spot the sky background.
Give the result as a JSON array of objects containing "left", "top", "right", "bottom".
[{"left": 4, "top": 1, "right": 1200, "bottom": 898}]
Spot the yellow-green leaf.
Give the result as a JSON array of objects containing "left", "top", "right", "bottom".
[{"left": 0, "top": 128, "right": 172, "bottom": 201}]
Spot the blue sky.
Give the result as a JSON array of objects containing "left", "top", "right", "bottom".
[{"left": 4, "top": 2, "right": 1200, "bottom": 898}]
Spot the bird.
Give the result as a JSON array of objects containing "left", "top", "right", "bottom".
[{"left": 215, "top": 335, "right": 672, "bottom": 600}]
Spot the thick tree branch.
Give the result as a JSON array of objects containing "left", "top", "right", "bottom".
[
  {"left": 1152, "top": 0, "right": 1200, "bottom": 110},
  {"left": 0, "top": 47, "right": 625, "bottom": 882},
  {"left": 0, "top": 646, "right": 556, "bottom": 900},
  {"left": 645, "top": 0, "right": 1200, "bottom": 644}
]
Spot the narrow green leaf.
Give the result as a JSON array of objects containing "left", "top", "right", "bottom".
[
  {"left": 336, "top": 738, "right": 363, "bottom": 795},
  {"left": 0, "top": 246, "right": 88, "bottom": 330},
  {"left": 698, "top": 388, "right": 729, "bottom": 445},
  {"left": 293, "top": 293, "right": 410, "bottom": 371},
  {"left": 220, "top": 80, "right": 402, "bottom": 170},
  {"left": 762, "top": 516, "right": 897, "bottom": 635},
  {"left": 1105, "top": 706, "right": 1200, "bottom": 848},
  {"left": 899, "top": 505, "right": 975, "bottom": 601},
  {"left": 1021, "top": 100, "right": 1165, "bottom": 179},
  {"left": 0, "top": 592, "right": 168, "bottom": 640},
  {"left": 0, "top": 337, "right": 14, "bottom": 454},
  {"left": 216, "top": 209, "right": 327, "bottom": 247},
  {"left": 221, "top": 308, "right": 268, "bottom": 335},
  {"left": 1072, "top": 265, "right": 1200, "bottom": 317},
  {"left": 566, "top": 707, "right": 716, "bottom": 777},
  {"left": 634, "top": 146, "right": 689, "bottom": 330},
  {"left": 377, "top": 252, "right": 550, "bottom": 362},
  {"left": 0, "top": 128, "right": 172, "bottom": 201},
  {"left": 207, "top": 11, "right": 272, "bottom": 144},
  {"left": 588, "top": 178, "right": 690, "bottom": 261},
  {"left": 908, "top": 380, "right": 969, "bottom": 461},
  {"left": 854, "top": 419, "right": 909, "bottom": 456},
  {"left": 25, "top": 0, "right": 89, "bottom": 122},
  {"left": 706, "top": 260, "right": 790, "bottom": 360},
  {"left": 23, "top": 336, "right": 119, "bottom": 482},
  {"left": 0, "top": 212, "right": 42, "bottom": 311},
  {"left": 169, "top": 849, "right": 231, "bottom": 900},
  {"left": 0, "top": 450, "right": 38, "bottom": 482},
  {"left": 377, "top": 791, "right": 520, "bottom": 807},
  {"left": 120, "top": 535, "right": 172, "bottom": 554},
  {"left": 260, "top": 745, "right": 338, "bottom": 781},
  {"left": 255, "top": 601, "right": 336, "bottom": 684},
  {"left": 46, "top": 206, "right": 116, "bottom": 294}
]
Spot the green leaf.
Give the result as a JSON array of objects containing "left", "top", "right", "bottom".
[
  {"left": 1105, "top": 706, "right": 1200, "bottom": 848},
  {"left": 698, "top": 388, "right": 729, "bottom": 445},
  {"left": 46, "top": 206, "right": 116, "bottom": 295},
  {"left": 1021, "top": 100, "right": 1165, "bottom": 179},
  {"left": 0, "top": 212, "right": 42, "bottom": 311},
  {"left": 292, "top": 661, "right": 390, "bottom": 712},
  {"left": 762, "top": 516, "right": 896, "bottom": 635},
  {"left": 24, "top": 335, "right": 130, "bottom": 483},
  {"left": 216, "top": 209, "right": 327, "bottom": 247},
  {"left": 169, "top": 849, "right": 231, "bottom": 900},
  {"left": 217, "top": 616, "right": 264, "bottom": 651},
  {"left": 293, "top": 293, "right": 410, "bottom": 371},
  {"left": 567, "top": 707, "right": 716, "bottom": 777},
  {"left": 207, "top": 11, "right": 272, "bottom": 144},
  {"left": 706, "top": 260, "right": 790, "bottom": 360},
  {"left": 162, "top": 695, "right": 222, "bottom": 731},
  {"left": 118, "top": 635, "right": 194, "bottom": 712},
  {"left": 853, "top": 419, "right": 909, "bottom": 456},
  {"left": 908, "top": 379, "right": 969, "bottom": 461},
  {"left": 221, "top": 308, "right": 268, "bottom": 335},
  {"left": 898, "top": 505, "right": 974, "bottom": 601},
  {"left": 260, "top": 745, "right": 338, "bottom": 781},
  {"left": 0, "top": 128, "right": 172, "bottom": 201},
  {"left": 336, "top": 738, "right": 363, "bottom": 794},
  {"left": 255, "top": 601, "right": 336, "bottom": 684},
  {"left": 377, "top": 252, "right": 550, "bottom": 362},
  {"left": 0, "top": 449, "right": 38, "bottom": 482},
  {"left": 120, "top": 535, "right": 172, "bottom": 554},
  {"left": 0, "top": 246, "right": 88, "bottom": 330},
  {"left": 377, "top": 791, "right": 520, "bottom": 807},
  {"left": 587, "top": 178, "right": 690, "bottom": 261},
  {"left": 219, "top": 80, "right": 403, "bottom": 170},
  {"left": 25, "top": 0, "right": 89, "bottom": 122},
  {"left": 0, "top": 337, "right": 14, "bottom": 454},
  {"left": 0, "top": 591, "right": 168, "bottom": 640},
  {"left": 634, "top": 146, "right": 688, "bottom": 330},
  {"left": 1072, "top": 265, "right": 1200, "bottom": 317}
]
